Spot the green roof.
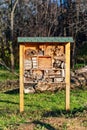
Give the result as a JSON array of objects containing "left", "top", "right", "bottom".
[{"left": 18, "top": 37, "right": 74, "bottom": 43}]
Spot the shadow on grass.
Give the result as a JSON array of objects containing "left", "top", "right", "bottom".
[
  {"left": 43, "top": 106, "right": 87, "bottom": 118},
  {"left": 33, "top": 120, "right": 56, "bottom": 130},
  {"left": 0, "top": 89, "right": 19, "bottom": 106},
  {"left": 4, "top": 88, "right": 19, "bottom": 94},
  {"left": 0, "top": 99, "right": 19, "bottom": 105}
]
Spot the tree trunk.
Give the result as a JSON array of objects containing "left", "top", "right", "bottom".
[
  {"left": 10, "top": 0, "right": 18, "bottom": 72},
  {"left": 72, "top": 41, "right": 76, "bottom": 69}
]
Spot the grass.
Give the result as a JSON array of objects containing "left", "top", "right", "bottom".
[
  {"left": 0, "top": 89, "right": 87, "bottom": 129},
  {"left": 0, "top": 68, "right": 87, "bottom": 129},
  {"left": 0, "top": 69, "right": 18, "bottom": 82},
  {"left": 74, "top": 63, "right": 85, "bottom": 69}
]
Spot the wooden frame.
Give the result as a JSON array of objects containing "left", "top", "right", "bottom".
[
  {"left": 19, "top": 44, "right": 24, "bottom": 112},
  {"left": 19, "top": 37, "right": 73, "bottom": 112},
  {"left": 65, "top": 42, "right": 70, "bottom": 111}
]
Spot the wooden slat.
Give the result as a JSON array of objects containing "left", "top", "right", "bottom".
[
  {"left": 19, "top": 44, "right": 24, "bottom": 112},
  {"left": 65, "top": 42, "right": 70, "bottom": 111},
  {"left": 38, "top": 56, "right": 52, "bottom": 69}
]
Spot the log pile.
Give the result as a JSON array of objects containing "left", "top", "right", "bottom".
[
  {"left": 0, "top": 67, "right": 87, "bottom": 92},
  {"left": 24, "top": 66, "right": 87, "bottom": 93},
  {"left": 35, "top": 82, "right": 66, "bottom": 92},
  {"left": 71, "top": 66, "right": 87, "bottom": 89},
  {"left": 0, "top": 80, "right": 19, "bottom": 92}
]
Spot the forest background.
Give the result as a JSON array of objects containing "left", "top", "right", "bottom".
[{"left": 0, "top": 0, "right": 87, "bottom": 71}]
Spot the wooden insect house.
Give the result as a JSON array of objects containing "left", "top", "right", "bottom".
[{"left": 18, "top": 37, "right": 73, "bottom": 112}]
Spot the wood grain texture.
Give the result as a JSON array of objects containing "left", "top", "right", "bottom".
[
  {"left": 65, "top": 42, "right": 70, "bottom": 111},
  {"left": 19, "top": 44, "right": 24, "bottom": 112}
]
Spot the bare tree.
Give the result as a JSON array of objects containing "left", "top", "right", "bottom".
[{"left": 0, "top": 0, "right": 87, "bottom": 70}]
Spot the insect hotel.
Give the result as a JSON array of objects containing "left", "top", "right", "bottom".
[{"left": 18, "top": 37, "right": 73, "bottom": 112}]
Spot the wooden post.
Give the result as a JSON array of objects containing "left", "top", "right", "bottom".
[
  {"left": 65, "top": 42, "right": 70, "bottom": 111},
  {"left": 19, "top": 44, "right": 24, "bottom": 112}
]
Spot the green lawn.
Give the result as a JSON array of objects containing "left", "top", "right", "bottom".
[
  {"left": 0, "top": 69, "right": 87, "bottom": 129},
  {"left": 0, "top": 90, "right": 87, "bottom": 129},
  {"left": 0, "top": 69, "right": 18, "bottom": 82}
]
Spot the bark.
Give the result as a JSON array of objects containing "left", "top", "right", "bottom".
[{"left": 10, "top": 0, "right": 18, "bottom": 72}]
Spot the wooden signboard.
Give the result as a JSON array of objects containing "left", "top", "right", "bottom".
[{"left": 18, "top": 37, "right": 73, "bottom": 112}]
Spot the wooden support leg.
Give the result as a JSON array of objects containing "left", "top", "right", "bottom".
[
  {"left": 65, "top": 42, "right": 70, "bottom": 111},
  {"left": 19, "top": 44, "right": 24, "bottom": 112}
]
